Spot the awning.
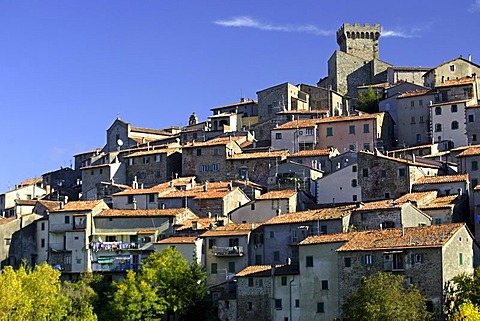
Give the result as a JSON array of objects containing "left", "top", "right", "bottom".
[{"left": 97, "top": 257, "right": 114, "bottom": 264}]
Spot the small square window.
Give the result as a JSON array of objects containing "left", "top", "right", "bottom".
[
  {"left": 247, "top": 301, "right": 253, "bottom": 311},
  {"left": 451, "top": 104, "right": 458, "bottom": 113},
  {"left": 317, "top": 302, "right": 325, "bottom": 313},
  {"left": 306, "top": 256, "right": 314, "bottom": 267},
  {"left": 399, "top": 168, "right": 406, "bottom": 177},
  {"left": 196, "top": 149, "right": 202, "bottom": 156},
  {"left": 295, "top": 299, "right": 300, "bottom": 308},
  {"left": 326, "top": 127, "right": 333, "bottom": 137},
  {"left": 211, "top": 263, "right": 217, "bottom": 274},
  {"left": 321, "top": 280, "right": 328, "bottom": 290},
  {"left": 281, "top": 276, "right": 287, "bottom": 286},
  {"left": 274, "top": 251, "right": 280, "bottom": 262},
  {"left": 349, "top": 125, "right": 355, "bottom": 134},
  {"left": 352, "top": 165, "right": 357, "bottom": 172},
  {"left": 345, "top": 257, "right": 351, "bottom": 267},
  {"left": 362, "top": 168, "right": 369, "bottom": 177},
  {"left": 275, "top": 299, "right": 282, "bottom": 310},
  {"left": 248, "top": 278, "right": 254, "bottom": 287},
  {"left": 275, "top": 133, "right": 282, "bottom": 140},
  {"left": 363, "top": 124, "right": 370, "bottom": 133}
]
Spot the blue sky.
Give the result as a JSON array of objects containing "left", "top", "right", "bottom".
[{"left": 1, "top": 0, "right": 479, "bottom": 191}]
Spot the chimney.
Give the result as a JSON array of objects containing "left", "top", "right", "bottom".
[
  {"left": 286, "top": 257, "right": 291, "bottom": 265},
  {"left": 227, "top": 183, "right": 232, "bottom": 191},
  {"left": 64, "top": 196, "right": 68, "bottom": 204},
  {"left": 132, "top": 198, "right": 137, "bottom": 210},
  {"left": 469, "top": 54, "right": 472, "bottom": 62},
  {"left": 60, "top": 202, "right": 64, "bottom": 210},
  {"left": 412, "top": 154, "right": 416, "bottom": 163},
  {"left": 192, "top": 221, "right": 198, "bottom": 230},
  {"left": 203, "top": 181, "right": 208, "bottom": 192}
]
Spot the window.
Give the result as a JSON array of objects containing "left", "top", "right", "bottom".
[
  {"left": 250, "top": 203, "right": 255, "bottom": 210},
  {"left": 410, "top": 100, "right": 415, "bottom": 107},
  {"left": 155, "top": 154, "right": 161, "bottom": 162},
  {"left": 363, "top": 143, "right": 370, "bottom": 151},
  {"left": 351, "top": 179, "right": 357, "bottom": 187},
  {"left": 306, "top": 128, "right": 314, "bottom": 135},
  {"left": 435, "top": 124, "right": 442, "bottom": 132},
  {"left": 363, "top": 124, "right": 370, "bottom": 133},
  {"left": 248, "top": 278, "right": 254, "bottom": 287},
  {"left": 450, "top": 64, "right": 455, "bottom": 71},
  {"left": 142, "top": 156, "right": 149, "bottom": 164},
  {"left": 364, "top": 254, "right": 373, "bottom": 265},
  {"left": 225, "top": 300, "right": 230, "bottom": 309},
  {"left": 41, "top": 238, "right": 45, "bottom": 248},
  {"left": 469, "top": 114, "right": 475, "bottom": 122},
  {"left": 270, "top": 231, "right": 275, "bottom": 238},
  {"left": 321, "top": 225, "right": 327, "bottom": 234},
  {"left": 451, "top": 121, "right": 459, "bottom": 130},
  {"left": 295, "top": 299, "right": 300, "bottom": 308},
  {"left": 41, "top": 222, "right": 45, "bottom": 231},
  {"left": 472, "top": 161, "right": 478, "bottom": 171},
  {"left": 349, "top": 144, "right": 356, "bottom": 151},
  {"left": 273, "top": 251, "right": 280, "bottom": 262},
  {"left": 196, "top": 149, "right": 202, "bottom": 156},
  {"left": 451, "top": 104, "right": 458, "bottom": 113},
  {"left": 473, "top": 134, "right": 478, "bottom": 142},
  {"left": 148, "top": 194, "right": 155, "bottom": 203},
  {"left": 208, "top": 239, "right": 216, "bottom": 249},
  {"left": 228, "top": 262, "right": 235, "bottom": 273},
  {"left": 353, "top": 195, "right": 358, "bottom": 202},
  {"left": 416, "top": 134, "right": 421, "bottom": 142},
  {"left": 326, "top": 127, "right": 333, "bottom": 137},
  {"left": 317, "top": 302, "right": 325, "bottom": 313},
  {"left": 275, "top": 133, "right": 282, "bottom": 140},
  {"left": 435, "top": 107, "right": 442, "bottom": 115},
  {"left": 419, "top": 100, "right": 423, "bottom": 106},
  {"left": 419, "top": 116, "right": 424, "bottom": 123},
  {"left": 385, "top": 192, "right": 391, "bottom": 199},
  {"left": 398, "top": 168, "right": 406, "bottom": 177},
  {"left": 362, "top": 168, "right": 369, "bottom": 177},
  {"left": 200, "top": 164, "right": 209, "bottom": 172},
  {"left": 213, "top": 148, "right": 219, "bottom": 156},
  {"left": 275, "top": 299, "right": 282, "bottom": 310},
  {"left": 128, "top": 158, "right": 133, "bottom": 166},
  {"left": 281, "top": 276, "right": 287, "bottom": 286},
  {"left": 211, "top": 164, "right": 220, "bottom": 172},
  {"left": 435, "top": 218, "right": 442, "bottom": 224},
  {"left": 412, "top": 253, "right": 424, "bottom": 264},
  {"left": 345, "top": 257, "right": 351, "bottom": 267},
  {"left": 247, "top": 301, "right": 253, "bottom": 311},
  {"left": 384, "top": 252, "right": 404, "bottom": 271},
  {"left": 321, "top": 280, "right": 329, "bottom": 290},
  {"left": 352, "top": 165, "right": 357, "bottom": 172},
  {"left": 381, "top": 169, "right": 386, "bottom": 178},
  {"left": 410, "top": 117, "right": 416, "bottom": 124},
  {"left": 64, "top": 216, "right": 70, "bottom": 224},
  {"left": 211, "top": 263, "right": 217, "bottom": 274},
  {"left": 459, "top": 253, "right": 463, "bottom": 265},
  {"left": 306, "top": 256, "right": 314, "bottom": 267},
  {"left": 349, "top": 125, "right": 355, "bottom": 134}
]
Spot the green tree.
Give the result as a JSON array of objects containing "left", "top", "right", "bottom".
[
  {"left": 109, "top": 247, "right": 207, "bottom": 320},
  {"left": 342, "top": 272, "right": 430, "bottom": 321},
  {"left": 61, "top": 274, "right": 98, "bottom": 321},
  {"left": 444, "top": 268, "right": 480, "bottom": 316},
  {"left": 357, "top": 86, "right": 381, "bottom": 113},
  {"left": 448, "top": 300, "right": 480, "bottom": 321}
]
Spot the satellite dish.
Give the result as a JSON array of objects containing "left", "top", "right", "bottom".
[{"left": 117, "top": 139, "right": 124, "bottom": 147}]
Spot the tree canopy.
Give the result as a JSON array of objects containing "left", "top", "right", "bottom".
[
  {"left": 357, "top": 86, "right": 381, "bottom": 113},
  {"left": 342, "top": 272, "right": 430, "bottom": 321},
  {"left": 444, "top": 268, "right": 480, "bottom": 317},
  {"left": 109, "top": 247, "right": 207, "bottom": 320}
]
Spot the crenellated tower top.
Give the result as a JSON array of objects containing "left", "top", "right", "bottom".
[{"left": 336, "top": 23, "right": 381, "bottom": 60}]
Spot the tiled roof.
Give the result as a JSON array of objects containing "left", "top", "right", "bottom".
[
  {"left": 112, "top": 177, "right": 196, "bottom": 196},
  {"left": 96, "top": 208, "right": 193, "bottom": 217},
  {"left": 137, "top": 229, "right": 157, "bottom": 234},
  {"left": 419, "top": 195, "right": 459, "bottom": 209},
  {"left": 435, "top": 77, "right": 475, "bottom": 88},
  {"left": 290, "top": 149, "right": 332, "bottom": 157},
  {"left": 130, "top": 126, "right": 173, "bottom": 136},
  {"left": 352, "top": 200, "right": 403, "bottom": 212},
  {"left": 317, "top": 113, "right": 384, "bottom": 124},
  {"left": 299, "top": 232, "right": 355, "bottom": 245},
  {"left": 475, "top": 184, "right": 480, "bottom": 191},
  {"left": 182, "top": 136, "right": 245, "bottom": 148},
  {"left": 360, "top": 151, "right": 440, "bottom": 169},
  {"left": 274, "top": 119, "right": 320, "bottom": 130},
  {"left": 16, "top": 177, "right": 43, "bottom": 187},
  {"left": 277, "top": 110, "right": 328, "bottom": 115},
  {"left": 430, "top": 99, "right": 469, "bottom": 108},
  {"left": 15, "top": 199, "right": 37, "bottom": 206},
  {"left": 227, "top": 150, "right": 289, "bottom": 160},
  {"left": 52, "top": 200, "right": 104, "bottom": 212},
  {"left": 466, "top": 104, "right": 480, "bottom": 109},
  {"left": 154, "top": 236, "right": 198, "bottom": 244},
  {"left": 37, "top": 200, "right": 62, "bottom": 212},
  {"left": 123, "top": 147, "right": 180, "bottom": 158},
  {"left": 200, "top": 223, "right": 259, "bottom": 237},
  {"left": 158, "top": 182, "right": 238, "bottom": 200},
  {"left": 236, "top": 264, "right": 299, "bottom": 277},
  {"left": 176, "top": 218, "right": 215, "bottom": 231},
  {"left": 397, "top": 89, "right": 434, "bottom": 98},
  {"left": 457, "top": 146, "right": 480, "bottom": 157},
  {"left": 256, "top": 190, "right": 297, "bottom": 200},
  {"left": 262, "top": 206, "right": 355, "bottom": 226},
  {"left": 337, "top": 223, "right": 464, "bottom": 252},
  {"left": 210, "top": 99, "right": 257, "bottom": 111},
  {"left": 414, "top": 174, "right": 469, "bottom": 185},
  {"left": 395, "top": 191, "right": 438, "bottom": 204}
]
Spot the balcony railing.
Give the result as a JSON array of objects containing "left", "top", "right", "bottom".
[{"left": 212, "top": 246, "right": 244, "bottom": 256}]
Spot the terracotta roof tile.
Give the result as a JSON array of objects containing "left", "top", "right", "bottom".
[
  {"left": 414, "top": 174, "right": 469, "bottom": 185},
  {"left": 337, "top": 223, "right": 464, "bottom": 251},
  {"left": 352, "top": 200, "right": 402, "bottom": 212},
  {"left": 52, "top": 200, "right": 104, "bottom": 212},
  {"left": 154, "top": 236, "right": 198, "bottom": 244},
  {"left": 274, "top": 118, "right": 320, "bottom": 130},
  {"left": 227, "top": 150, "right": 289, "bottom": 160},
  {"left": 236, "top": 264, "right": 299, "bottom": 277},
  {"left": 466, "top": 104, "right": 480, "bottom": 109},
  {"left": 317, "top": 113, "right": 384, "bottom": 124},
  {"left": 397, "top": 89, "right": 434, "bottom": 98},
  {"left": 290, "top": 149, "right": 332, "bottom": 157},
  {"left": 96, "top": 208, "right": 193, "bottom": 217},
  {"left": 182, "top": 136, "right": 245, "bottom": 148},
  {"left": 176, "top": 218, "right": 216, "bottom": 231},
  {"left": 263, "top": 206, "right": 355, "bottom": 225},
  {"left": 395, "top": 191, "right": 438, "bottom": 204},
  {"left": 124, "top": 147, "right": 180, "bottom": 158},
  {"left": 15, "top": 199, "right": 37, "bottom": 206},
  {"left": 200, "top": 223, "right": 259, "bottom": 237},
  {"left": 457, "top": 146, "right": 480, "bottom": 157},
  {"left": 299, "top": 232, "right": 355, "bottom": 245},
  {"left": 37, "top": 200, "right": 62, "bottom": 212},
  {"left": 361, "top": 151, "right": 440, "bottom": 169},
  {"left": 210, "top": 99, "right": 257, "bottom": 111},
  {"left": 435, "top": 77, "right": 475, "bottom": 88},
  {"left": 256, "top": 190, "right": 297, "bottom": 200},
  {"left": 419, "top": 195, "right": 459, "bottom": 209}
]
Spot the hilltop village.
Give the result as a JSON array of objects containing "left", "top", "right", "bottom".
[{"left": 1, "top": 23, "right": 480, "bottom": 320}]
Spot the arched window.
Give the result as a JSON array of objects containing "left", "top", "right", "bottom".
[
  {"left": 356, "top": 32, "right": 360, "bottom": 38},
  {"left": 366, "top": 32, "right": 370, "bottom": 39},
  {"left": 361, "top": 32, "right": 365, "bottom": 38},
  {"left": 370, "top": 32, "right": 374, "bottom": 39},
  {"left": 346, "top": 31, "right": 350, "bottom": 38},
  {"left": 451, "top": 121, "right": 459, "bottom": 130}
]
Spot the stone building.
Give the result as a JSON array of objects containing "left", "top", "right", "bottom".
[
  {"left": 423, "top": 56, "right": 480, "bottom": 88},
  {"left": 298, "top": 83, "right": 348, "bottom": 116},
  {"left": 123, "top": 146, "right": 182, "bottom": 187},
  {"left": 233, "top": 264, "right": 300, "bottom": 321},
  {"left": 316, "top": 160, "right": 361, "bottom": 205},
  {"left": 358, "top": 151, "right": 440, "bottom": 201},
  {"left": 466, "top": 103, "right": 480, "bottom": 145},
  {"left": 181, "top": 136, "right": 245, "bottom": 183},
  {"left": 210, "top": 98, "right": 259, "bottom": 131},
  {"left": 153, "top": 236, "right": 203, "bottom": 265},
  {"left": 271, "top": 119, "right": 320, "bottom": 153},
  {"left": 226, "top": 150, "right": 289, "bottom": 186},
  {"left": 0, "top": 184, "right": 46, "bottom": 217},
  {"left": 288, "top": 148, "right": 340, "bottom": 174},
  {"left": 254, "top": 206, "right": 354, "bottom": 266}
]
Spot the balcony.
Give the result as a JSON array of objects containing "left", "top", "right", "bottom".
[
  {"left": 90, "top": 241, "right": 139, "bottom": 252},
  {"left": 212, "top": 246, "right": 244, "bottom": 257}
]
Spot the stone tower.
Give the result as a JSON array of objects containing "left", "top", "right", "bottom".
[{"left": 336, "top": 23, "right": 381, "bottom": 61}]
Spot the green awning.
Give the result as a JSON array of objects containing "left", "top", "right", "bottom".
[{"left": 97, "top": 257, "right": 114, "bottom": 264}]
